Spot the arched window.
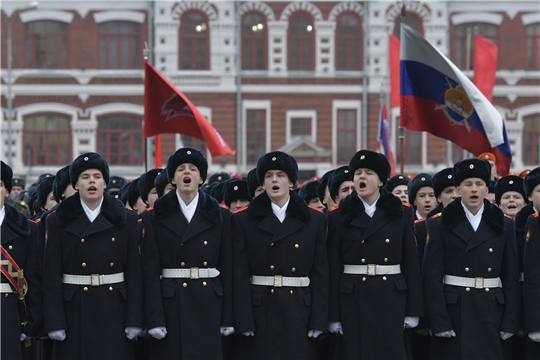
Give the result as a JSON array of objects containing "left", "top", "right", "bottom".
[
  {"left": 288, "top": 12, "right": 315, "bottom": 71},
  {"left": 99, "top": 21, "right": 142, "bottom": 69},
  {"left": 455, "top": 23, "right": 498, "bottom": 70},
  {"left": 526, "top": 23, "right": 540, "bottom": 70},
  {"left": 335, "top": 12, "right": 362, "bottom": 70},
  {"left": 242, "top": 12, "right": 267, "bottom": 70},
  {"left": 523, "top": 114, "right": 540, "bottom": 165},
  {"left": 97, "top": 115, "right": 143, "bottom": 166},
  {"left": 179, "top": 11, "right": 209, "bottom": 70},
  {"left": 393, "top": 12, "right": 424, "bottom": 39},
  {"left": 25, "top": 21, "right": 68, "bottom": 68},
  {"left": 24, "top": 114, "right": 71, "bottom": 165}
]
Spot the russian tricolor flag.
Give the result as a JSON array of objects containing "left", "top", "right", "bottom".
[
  {"left": 376, "top": 104, "right": 396, "bottom": 177},
  {"left": 400, "top": 24, "right": 512, "bottom": 175}
]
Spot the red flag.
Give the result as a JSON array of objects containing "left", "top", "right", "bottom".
[
  {"left": 144, "top": 63, "right": 236, "bottom": 157},
  {"left": 154, "top": 134, "right": 162, "bottom": 167},
  {"left": 473, "top": 35, "right": 498, "bottom": 102},
  {"left": 389, "top": 34, "right": 401, "bottom": 108}
]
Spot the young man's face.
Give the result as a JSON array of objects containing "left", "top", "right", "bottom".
[
  {"left": 488, "top": 160, "right": 498, "bottom": 179},
  {"left": 172, "top": 163, "right": 203, "bottom": 195},
  {"left": 229, "top": 199, "right": 250, "bottom": 212},
  {"left": 392, "top": 185, "right": 408, "bottom": 203},
  {"left": 262, "top": 170, "right": 292, "bottom": 205},
  {"left": 308, "top": 197, "right": 325, "bottom": 211},
  {"left": 75, "top": 169, "right": 106, "bottom": 204},
  {"left": 499, "top": 191, "right": 525, "bottom": 217},
  {"left": 457, "top": 177, "right": 488, "bottom": 214},
  {"left": 529, "top": 184, "right": 540, "bottom": 210},
  {"left": 147, "top": 187, "right": 159, "bottom": 207},
  {"left": 163, "top": 183, "right": 175, "bottom": 196},
  {"left": 353, "top": 168, "right": 382, "bottom": 203},
  {"left": 253, "top": 185, "right": 265, "bottom": 198},
  {"left": 323, "top": 185, "right": 335, "bottom": 208},
  {"left": 0, "top": 181, "right": 9, "bottom": 208},
  {"left": 62, "top": 184, "right": 77, "bottom": 200},
  {"left": 44, "top": 191, "right": 58, "bottom": 211},
  {"left": 10, "top": 186, "right": 23, "bottom": 196},
  {"left": 414, "top": 186, "right": 436, "bottom": 218},
  {"left": 334, "top": 181, "right": 354, "bottom": 204},
  {"left": 438, "top": 186, "right": 458, "bottom": 208}
]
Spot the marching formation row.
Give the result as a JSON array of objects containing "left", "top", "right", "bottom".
[{"left": 1, "top": 147, "right": 539, "bottom": 360}]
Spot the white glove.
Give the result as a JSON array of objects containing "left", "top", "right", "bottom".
[
  {"left": 404, "top": 316, "right": 420, "bottom": 329},
  {"left": 328, "top": 322, "right": 343, "bottom": 335},
  {"left": 242, "top": 331, "right": 255, "bottom": 336},
  {"left": 20, "top": 333, "right": 29, "bottom": 341},
  {"left": 308, "top": 330, "right": 324, "bottom": 338},
  {"left": 500, "top": 331, "right": 514, "bottom": 340},
  {"left": 148, "top": 327, "right": 167, "bottom": 340},
  {"left": 528, "top": 331, "right": 540, "bottom": 342},
  {"left": 48, "top": 330, "right": 66, "bottom": 341},
  {"left": 125, "top": 327, "right": 143, "bottom": 340},
  {"left": 220, "top": 327, "right": 235, "bottom": 336},
  {"left": 434, "top": 330, "right": 456, "bottom": 338}
]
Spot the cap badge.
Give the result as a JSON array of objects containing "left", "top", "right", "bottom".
[
  {"left": 448, "top": 175, "right": 452, "bottom": 179},
  {"left": 187, "top": 150, "right": 192, "bottom": 155},
  {"left": 234, "top": 186, "right": 238, "bottom": 191},
  {"left": 360, "top": 155, "right": 365, "bottom": 160},
  {"left": 84, "top": 157, "right": 89, "bottom": 161},
  {"left": 509, "top": 180, "right": 513, "bottom": 184},
  {"left": 469, "top": 164, "right": 474, "bottom": 169},
  {"left": 272, "top": 157, "right": 276, "bottom": 161},
  {"left": 344, "top": 170, "right": 349, "bottom": 173},
  {"left": 421, "top": 177, "right": 426, "bottom": 181}
]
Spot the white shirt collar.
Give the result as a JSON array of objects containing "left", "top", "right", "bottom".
[
  {"left": 461, "top": 201, "right": 484, "bottom": 231},
  {"left": 0, "top": 206, "right": 5, "bottom": 226},
  {"left": 81, "top": 197, "right": 104, "bottom": 223},
  {"left": 358, "top": 194, "right": 379, "bottom": 218},
  {"left": 271, "top": 197, "right": 290, "bottom": 223},
  {"left": 415, "top": 210, "right": 424, "bottom": 220},
  {"left": 177, "top": 191, "right": 199, "bottom": 223}
]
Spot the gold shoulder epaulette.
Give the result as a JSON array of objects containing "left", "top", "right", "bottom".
[
  {"left": 533, "top": 213, "right": 539, "bottom": 218},
  {"left": 233, "top": 206, "right": 248, "bottom": 214},
  {"left": 30, "top": 218, "right": 39, "bottom": 224},
  {"left": 47, "top": 210, "right": 56, "bottom": 217},
  {"left": 308, "top": 205, "right": 324, "bottom": 213},
  {"left": 145, "top": 206, "right": 154, "bottom": 212},
  {"left": 219, "top": 203, "right": 229, "bottom": 210},
  {"left": 430, "top": 212, "right": 442, "bottom": 219},
  {"left": 138, "top": 218, "right": 142, "bottom": 222},
  {"left": 329, "top": 204, "right": 339, "bottom": 212},
  {"left": 402, "top": 201, "right": 411, "bottom": 207},
  {"left": 415, "top": 218, "right": 426, "bottom": 224},
  {"left": 504, "top": 214, "right": 514, "bottom": 220}
]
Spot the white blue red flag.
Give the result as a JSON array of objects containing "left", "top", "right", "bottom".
[
  {"left": 400, "top": 24, "right": 511, "bottom": 175},
  {"left": 376, "top": 104, "right": 396, "bottom": 177}
]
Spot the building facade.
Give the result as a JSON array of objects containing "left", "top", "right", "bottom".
[{"left": 1, "top": 1, "right": 539, "bottom": 182}]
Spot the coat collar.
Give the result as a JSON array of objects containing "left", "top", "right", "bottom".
[
  {"left": 426, "top": 202, "right": 444, "bottom": 219},
  {"left": 2, "top": 204, "right": 31, "bottom": 237},
  {"left": 246, "top": 190, "right": 311, "bottom": 223},
  {"left": 338, "top": 190, "right": 403, "bottom": 225},
  {"left": 154, "top": 190, "right": 222, "bottom": 224},
  {"left": 441, "top": 197, "right": 505, "bottom": 234},
  {"left": 515, "top": 203, "right": 535, "bottom": 232},
  {"left": 54, "top": 192, "right": 126, "bottom": 228}
]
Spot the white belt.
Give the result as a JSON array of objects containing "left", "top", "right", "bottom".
[
  {"left": 161, "top": 268, "right": 219, "bottom": 279},
  {"left": 343, "top": 264, "right": 401, "bottom": 276},
  {"left": 0, "top": 283, "right": 15, "bottom": 293},
  {"left": 520, "top": 272, "right": 524, "bottom": 282},
  {"left": 443, "top": 275, "right": 502, "bottom": 289},
  {"left": 62, "top": 272, "right": 125, "bottom": 286},
  {"left": 251, "top": 275, "right": 310, "bottom": 287}
]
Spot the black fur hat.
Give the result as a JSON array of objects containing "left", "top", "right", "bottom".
[
  {"left": 246, "top": 168, "right": 260, "bottom": 198},
  {"left": 12, "top": 178, "right": 26, "bottom": 190},
  {"left": 116, "top": 182, "right": 130, "bottom": 206},
  {"left": 210, "top": 181, "right": 226, "bottom": 204},
  {"left": 107, "top": 175, "right": 128, "bottom": 192},
  {"left": 349, "top": 150, "right": 391, "bottom": 186},
  {"left": 432, "top": 168, "right": 454, "bottom": 198},
  {"left": 207, "top": 172, "right": 231, "bottom": 185},
  {"left": 298, "top": 180, "right": 320, "bottom": 203},
  {"left": 154, "top": 169, "right": 170, "bottom": 198},
  {"left": 127, "top": 178, "right": 141, "bottom": 210},
  {"left": 1, "top": 161, "right": 13, "bottom": 193},
  {"left": 317, "top": 169, "right": 334, "bottom": 202},
  {"left": 453, "top": 158, "right": 491, "bottom": 187},
  {"left": 223, "top": 178, "right": 251, "bottom": 207},
  {"left": 328, "top": 166, "right": 352, "bottom": 201},
  {"left": 256, "top": 151, "right": 298, "bottom": 186},
  {"left": 166, "top": 147, "right": 208, "bottom": 185},
  {"left": 495, "top": 175, "right": 526, "bottom": 206},
  {"left": 408, "top": 173, "right": 434, "bottom": 204},
  {"left": 524, "top": 167, "right": 540, "bottom": 198},
  {"left": 53, "top": 165, "right": 71, "bottom": 202},
  {"left": 37, "top": 176, "right": 56, "bottom": 210},
  {"left": 70, "top": 152, "right": 110, "bottom": 187},
  {"left": 384, "top": 174, "right": 411, "bottom": 193},
  {"left": 138, "top": 168, "right": 163, "bottom": 203}
]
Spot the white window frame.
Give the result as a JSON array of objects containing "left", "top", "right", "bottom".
[
  {"left": 286, "top": 110, "right": 317, "bottom": 143},
  {"left": 332, "top": 100, "right": 361, "bottom": 165},
  {"left": 242, "top": 100, "right": 271, "bottom": 168}
]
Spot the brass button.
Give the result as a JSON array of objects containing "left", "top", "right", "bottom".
[
  {"left": 110, "top": 262, "right": 114, "bottom": 267},
  {"left": 109, "top": 287, "right": 113, "bottom": 291},
  {"left": 291, "top": 267, "right": 296, "bottom": 272},
  {"left": 489, "top": 248, "right": 493, "bottom": 253},
  {"left": 183, "top": 283, "right": 187, "bottom": 288},
  {"left": 83, "top": 287, "right": 89, "bottom": 292},
  {"left": 270, "top": 289, "right": 274, "bottom": 293},
  {"left": 81, "top": 239, "right": 85, "bottom": 244},
  {"left": 4, "top": 293, "right": 8, "bottom": 297},
  {"left": 485, "top": 288, "right": 490, "bottom": 292},
  {"left": 487, "top": 268, "right": 492, "bottom": 272},
  {"left": 203, "top": 261, "right": 208, "bottom": 266},
  {"left": 385, "top": 239, "right": 390, "bottom": 243},
  {"left": 384, "top": 258, "right": 388, "bottom": 263},
  {"left": 8, "top": 245, "right": 13, "bottom": 250},
  {"left": 382, "top": 276, "right": 387, "bottom": 281},
  {"left": 82, "top": 262, "right": 87, "bottom": 267},
  {"left": 270, "top": 242, "right": 274, "bottom": 247},
  {"left": 465, "top": 287, "right": 470, "bottom": 292},
  {"left": 111, "top": 237, "right": 115, "bottom": 242},
  {"left": 361, "top": 240, "right": 365, "bottom": 244},
  {"left": 203, "top": 282, "right": 207, "bottom": 286},
  {"left": 270, "top": 265, "right": 274, "bottom": 270},
  {"left": 361, "top": 259, "right": 366, "bottom": 263},
  {"left": 180, "top": 243, "right": 184, "bottom": 246},
  {"left": 465, "top": 267, "right": 469, "bottom": 272},
  {"left": 204, "top": 241, "right": 208, "bottom": 245},
  {"left": 181, "top": 262, "right": 186, "bottom": 266},
  {"left": 362, "top": 277, "right": 366, "bottom": 281},
  {"left": 294, "top": 244, "right": 299, "bottom": 249},
  {"left": 290, "top": 290, "right": 294, "bottom": 294}
]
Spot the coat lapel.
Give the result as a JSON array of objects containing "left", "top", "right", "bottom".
[
  {"left": 270, "top": 216, "right": 304, "bottom": 243},
  {"left": 1, "top": 225, "right": 17, "bottom": 245},
  {"left": 465, "top": 221, "right": 497, "bottom": 251},
  {"left": 361, "top": 208, "right": 392, "bottom": 240}
]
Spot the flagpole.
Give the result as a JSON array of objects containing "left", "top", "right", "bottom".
[
  {"left": 143, "top": 41, "right": 149, "bottom": 173},
  {"left": 399, "top": 4, "right": 406, "bottom": 175}
]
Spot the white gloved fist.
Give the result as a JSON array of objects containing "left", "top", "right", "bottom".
[
  {"left": 220, "top": 327, "right": 235, "bottom": 336},
  {"left": 328, "top": 322, "right": 343, "bottom": 335},
  {"left": 308, "top": 330, "right": 324, "bottom": 338},
  {"left": 434, "top": 330, "right": 456, "bottom": 338},
  {"left": 528, "top": 331, "right": 540, "bottom": 342},
  {"left": 500, "top": 332, "right": 514, "bottom": 340},
  {"left": 242, "top": 331, "right": 255, "bottom": 337},
  {"left": 148, "top": 327, "right": 167, "bottom": 340},
  {"left": 404, "top": 316, "right": 420, "bottom": 329},
  {"left": 48, "top": 330, "right": 66, "bottom": 341},
  {"left": 125, "top": 327, "right": 143, "bottom": 340},
  {"left": 20, "top": 333, "right": 30, "bottom": 341}
]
